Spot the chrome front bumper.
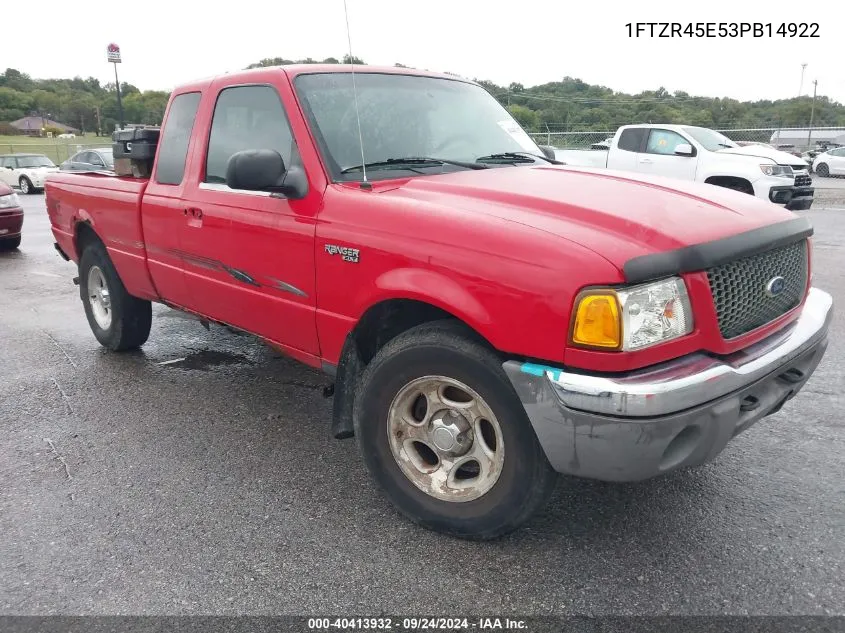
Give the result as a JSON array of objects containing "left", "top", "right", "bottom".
[{"left": 503, "top": 288, "right": 833, "bottom": 481}]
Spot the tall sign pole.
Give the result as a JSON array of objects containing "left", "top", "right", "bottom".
[{"left": 107, "top": 43, "right": 125, "bottom": 131}]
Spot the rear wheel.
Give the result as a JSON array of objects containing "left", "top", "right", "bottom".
[
  {"left": 79, "top": 240, "right": 152, "bottom": 351},
  {"left": 353, "top": 320, "right": 557, "bottom": 540},
  {"left": 0, "top": 236, "right": 21, "bottom": 251},
  {"left": 18, "top": 176, "right": 34, "bottom": 195},
  {"left": 816, "top": 163, "right": 830, "bottom": 177}
]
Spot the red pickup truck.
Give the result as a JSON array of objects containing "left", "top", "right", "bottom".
[{"left": 45, "top": 64, "right": 833, "bottom": 539}]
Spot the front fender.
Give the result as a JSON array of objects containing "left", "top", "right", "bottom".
[{"left": 371, "top": 267, "right": 492, "bottom": 330}]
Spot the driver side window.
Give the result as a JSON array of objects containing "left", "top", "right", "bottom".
[
  {"left": 646, "top": 129, "right": 688, "bottom": 155},
  {"left": 205, "top": 85, "right": 296, "bottom": 185}
]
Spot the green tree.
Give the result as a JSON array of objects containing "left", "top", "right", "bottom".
[{"left": 507, "top": 104, "right": 540, "bottom": 130}]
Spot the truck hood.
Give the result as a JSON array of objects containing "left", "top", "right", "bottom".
[
  {"left": 381, "top": 165, "right": 798, "bottom": 274},
  {"left": 716, "top": 145, "right": 808, "bottom": 166}
]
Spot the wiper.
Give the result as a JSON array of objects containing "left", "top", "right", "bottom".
[
  {"left": 476, "top": 151, "right": 561, "bottom": 165},
  {"left": 341, "top": 157, "right": 489, "bottom": 174},
  {"left": 717, "top": 143, "right": 734, "bottom": 148}
]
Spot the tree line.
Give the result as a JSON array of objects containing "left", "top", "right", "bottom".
[
  {"left": 0, "top": 68, "right": 168, "bottom": 135},
  {"left": 3, "top": 58, "right": 843, "bottom": 137}
]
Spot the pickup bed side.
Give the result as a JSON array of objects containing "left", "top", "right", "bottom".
[{"left": 48, "top": 174, "right": 158, "bottom": 300}]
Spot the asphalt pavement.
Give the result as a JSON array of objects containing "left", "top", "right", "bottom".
[{"left": 1, "top": 191, "right": 844, "bottom": 616}]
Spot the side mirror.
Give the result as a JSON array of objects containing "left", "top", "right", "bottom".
[
  {"left": 539, "top": 145, "right": 557, "bottom": 161},
  {"left": 674, "top": 143, "right": 694, "bottom": 157},
  {"left": 225, "top": 149, "right": 307, "bottom": 199}
]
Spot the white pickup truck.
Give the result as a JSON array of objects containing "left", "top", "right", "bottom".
[{"left": 556, "top": 124, "right": 814, "bottom": 211}]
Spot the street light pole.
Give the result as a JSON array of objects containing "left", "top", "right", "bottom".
[{"left": 806, "top": 79, "right": 818, "bottom": 151}]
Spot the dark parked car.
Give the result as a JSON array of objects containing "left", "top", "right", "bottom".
[
  {"left": 0, "top": 181, "right": 23, "bottom": 250},
  {"left": 60, "top": 148, "right": 114, "bottom": 172}
]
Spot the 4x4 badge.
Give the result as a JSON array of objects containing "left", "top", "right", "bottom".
[{"left": 325, "top": 243, "right": 360, "bottom": 263}]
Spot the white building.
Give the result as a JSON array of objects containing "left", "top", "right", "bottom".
[{"left": 769, "top": 129, "right": 845, "bottom": 151}]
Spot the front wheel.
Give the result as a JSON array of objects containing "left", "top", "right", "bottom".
[
  {"left": 816, "top": 163, "right": 830, "bottom": 177},
  {"left": 353, "top": 321, "right": 557, "bottom": 540},
  {"left": 19, "top": 177, "right": 34, "bottom": 195},
  {"left": 79, "top": 240, "right": 152, "bottom": 351}
]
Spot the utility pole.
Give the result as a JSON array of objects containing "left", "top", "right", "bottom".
[
  {"left": 806, "top": 79, "right": 817, "bottom": 152},
  {"left": 799, "top": 63, "right": 807, "bottom": 97},
  {"left": 95, "top": 106, "right": 102, "bottom": 136}
]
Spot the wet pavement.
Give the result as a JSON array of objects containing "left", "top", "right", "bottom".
[{"left": 1, "top": 194, "right": 844, "bottom": 616}]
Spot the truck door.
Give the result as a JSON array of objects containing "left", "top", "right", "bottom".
[
  {"left": 178, "top": 80, "right": 320, "bottom": 356},
  {"left": 606, "top": 128, "right": 645, "bottom": 172},
  {"left": 636, "top": 128, "right": 698, "bottom": 181},
  {"left": 141, "top": 91, "right": 202, "bottom": 308}
]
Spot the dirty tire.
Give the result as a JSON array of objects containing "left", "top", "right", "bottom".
[
  {"left": 353, "top": 320, "right": 557, "bottom": 540},
  {"left": 0, "top": 236, "right": 21, "bottom": 251},
  {"left": 79, "top": 240, "right": 152, "bottom": 351},
  {"left": 815, "top": 163, "right": 829, "bottom": 178}
]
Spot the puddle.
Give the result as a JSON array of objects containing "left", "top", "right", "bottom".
[{"left": 158, "top": 348, "right": 254, "bottom": 371}]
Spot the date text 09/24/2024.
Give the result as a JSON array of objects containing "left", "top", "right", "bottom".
[{"left": 625, "top": 22, "right": 819, "bottom": 38}]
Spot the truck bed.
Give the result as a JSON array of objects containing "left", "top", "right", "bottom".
[
  {"left": 45, "top": 172, "right": 159, "bottom": 301},
  {"left": 553, "top": 148, "right": 609, "bottom": 168}
]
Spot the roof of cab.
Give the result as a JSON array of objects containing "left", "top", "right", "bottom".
[{"left": 171, "top": 64, "right": 477, "bottom": 94}]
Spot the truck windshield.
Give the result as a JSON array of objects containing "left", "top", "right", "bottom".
[
  {"left": 682, "top": 127, "right": 738, "bottom": 151},
  {"left": 294, "top": 72, "right": 544, "bottom": 181}
]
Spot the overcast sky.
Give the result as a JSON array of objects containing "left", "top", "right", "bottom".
[{"left": 5, "top": 0, "right": 842, "bottom": 103}]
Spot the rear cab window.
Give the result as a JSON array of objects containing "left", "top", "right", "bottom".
[
  {"left": 155, "top": 92, "right": 202, "bottom": 185},
  {"left": 617, "top": 128, "right": 647, "bottom": 152}
]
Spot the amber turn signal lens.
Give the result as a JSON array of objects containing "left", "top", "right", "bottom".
[{"left": 571, "top": 292, "right": 621, "bottom": 349}]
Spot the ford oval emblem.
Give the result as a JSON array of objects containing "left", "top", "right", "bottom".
[{"left": 765, "top": 276, "right": 786, "bottom": 297}]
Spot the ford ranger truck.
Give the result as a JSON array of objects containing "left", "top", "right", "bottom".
[
  {"left": 44, "top": 65, "right": 833, "bottom": 540},
  {"left": 555, "top": 124, "right": 815, "bottom": 211}
]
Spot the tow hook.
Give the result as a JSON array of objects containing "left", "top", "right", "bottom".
[{"left": 72, "top": 276, "right": 79, "bottom": 286}]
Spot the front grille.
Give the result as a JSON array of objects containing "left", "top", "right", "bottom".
[
  {"left": 795, "top": 174, "right": 812, "bottom": 187},
  {"left": 706, "top": 240, "right": 808, "bottom": 339}
]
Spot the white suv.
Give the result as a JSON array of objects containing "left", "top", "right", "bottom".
[
  {"left": 0, "top": 154, "right": 59, "bottom": 194},
  {"left": 812, "top": 147, "right": 845, "bottom": 177}
]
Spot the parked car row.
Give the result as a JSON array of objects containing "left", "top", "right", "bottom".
[{"left": 0, "top": 148, "right": 115, "bottom": 194}]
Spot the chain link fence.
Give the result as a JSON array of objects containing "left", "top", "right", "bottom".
[
  {"left": 0, "top": 140, "right": 113, "bottom": 165},
  {"left": 530, "top": 127, "right": 845, "bottom": 153}
]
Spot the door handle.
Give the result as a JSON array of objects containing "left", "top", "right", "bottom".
[
  {"left": 639, "top": 158, "right": 653, "bottom": 164},
  {"left": 184, "top": 207, "right": 203, "bottom": 219}
]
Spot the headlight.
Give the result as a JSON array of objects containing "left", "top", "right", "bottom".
[
  {"left": 0, "top": 193, "right": 20, "bottom": 208},
  {"left": 760, "top": 164, "right": 793, "bottom": 177},
  {"left": 570, "top": 277, "right": 694, "bottom": 351}
]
